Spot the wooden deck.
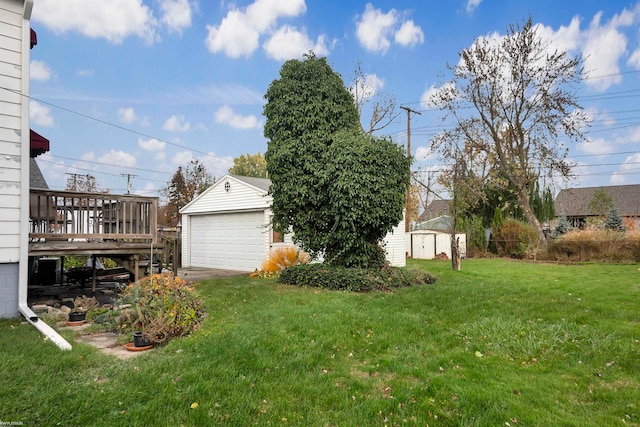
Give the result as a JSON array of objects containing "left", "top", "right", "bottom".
[{"left": 29, "top": 188, "right": 161, "bottom": 258}]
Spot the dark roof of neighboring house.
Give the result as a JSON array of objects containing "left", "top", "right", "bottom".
[
  {"left": 30, "top": 158, "right": 48, "bottom": 189},
  {"left": 555, "top": 184, "right": 640, "bottom": 217},
  {"left": 230, "top": 174, "right": 271, "bottom": 192},
  {"left": 419, "top": 199, "right": 451, "bottom": 221}
]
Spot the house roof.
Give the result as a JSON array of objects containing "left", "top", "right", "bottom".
[
  {"left": 555, "top": 184, "right": 640, "bottom": 217},
  {"left": 30, "top": 158, "right": 48, "bottom": 189},
  {"left": 419, "top": 199, "right": 451, "bottom": 221},
  {"left": 229, "top": 174, "right": 271, "bottom": 192}
]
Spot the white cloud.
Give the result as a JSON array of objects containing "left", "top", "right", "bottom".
[
  {"left": 168, "top": 151, "right": 234, "bottom": 180},
  {"left": 394, "top": 20, "right": 424, "bottom": 47},
  {"left": 581, "top": 11, "right": 631, "bottom": 91},
  {"left": 138, "top": 137, "right": 166, "bottom": 151},
  {"left": 159, "top": 0, "right": 193, "bottom": 34},
  {"left": 576, "top": 137, "right": 614, "bottom": 156},
  {"left": 172, "top": 150, "right": 193, "bottom": 166},
  {"left": 118, "top": 107, "right": 137, "bottom": 124},
  {"left": 200, "top": 153, "right": 234, "bottom": 179},
  {"left": 263, "top": 25, "right": 329, "bottom": 60},
  {"left": 214, "top": 106, "right": 261, "bottom": 130},
  {"left": 355, "top": 3, "right": 424, "bottom": 54},
  {"left": 628, "top": 47, "right": 640, "bottom": 69},
  {"left": 76, "top": 69, "right": 94, "bottom": 77},
  {"left": 356, "top": 3, "right": 397, "bottom": 54},
  {"left": 163, "top": 114, "right": 190, "bottom": 132},
  {"left": 30, "top": 60, "right": 52, "bottom": 81},
  {"left": 420, "top": 81, "right": 455, "bottom": 109},
  {"left": 466, "top": 0, "right": 482, "bottom": 14},
  {"left": 610, "top": 153, "right": 640, "bottom": 185},
  {"left": 32, "top": 0, "right": 158, "bottom": 44},
  {"left": 205, "top": 0, "right": 307, "bottom": 58},
  {"left": 97, "top": 150, "right": 137, "bottom": 168},
  {"left": 535, "top": 5, "right": 640, "bottom": 92},
  {"left": 30, "top": 101, "right": 54, "bottom": 127},
  {"left": 350, "top": 73, "right": 384, "bottom": 102},
  {"left": 414, "top": 146, "right": 436, "bottom": 161}
]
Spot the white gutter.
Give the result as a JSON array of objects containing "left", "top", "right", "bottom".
[{"left": 18, "top": 0, "right": 72, "bottom": 350}]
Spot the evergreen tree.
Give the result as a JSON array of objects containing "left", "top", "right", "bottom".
[{"left": 604, "top": 205, "right": 625, "bottom": 232}]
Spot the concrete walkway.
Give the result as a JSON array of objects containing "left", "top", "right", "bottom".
[{"left": 75, "top": 332, "right": 145, "bottom": 359}]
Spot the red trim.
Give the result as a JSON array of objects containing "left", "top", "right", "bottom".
[
  {"left": 30, "top": 129, "right": 49, "bottom": 158},
  {"left": 30, "top": 29, "right": 37, "bottom": 49}
]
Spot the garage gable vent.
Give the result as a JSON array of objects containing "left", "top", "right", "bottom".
[{"left": 225, "top": 181, "right": 231, "bottom": 192}]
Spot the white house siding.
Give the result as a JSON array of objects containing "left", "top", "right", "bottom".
[
  {"left": 382, "top": 221, "right": 406, "bottom": 267},
  {"left": 0, "top": 0, "right": 25, "bottom": 318}
]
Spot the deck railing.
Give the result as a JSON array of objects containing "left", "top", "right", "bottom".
[{"left": 29, "top": 188, "right": 158, "bottom": 243}]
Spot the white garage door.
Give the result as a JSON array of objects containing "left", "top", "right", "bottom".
[{"left": 189, "top": 211, "right": 265, "bottom": 271}]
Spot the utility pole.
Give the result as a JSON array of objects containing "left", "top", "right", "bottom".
[
  {"left": 65, "top": 173, "right": 85, "bottom": 191},
  {"left": 121, "top": 173, "right": 137, "bottom": 194},
  {"left": 400, "top": 106, "right": 421, "bottom": 232}
]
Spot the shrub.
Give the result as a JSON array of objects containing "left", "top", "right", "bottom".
[
  {"left": 551, "top": 214, "right": 573, "bottom": 238},
  {"left": 544, "top": 229, "right": 640, "bottom": 262},
  {"left": 492, "top": 218, "right": 539, "bottom": 258},
  {"left": 115, "top": 273, "right": 204, "bottom": 343},
  {"left": 278, "top": 263, "right": 436, "bottom": 292},
  {"left": 261, "top": 246, "right": 310, "bottom": 273}
]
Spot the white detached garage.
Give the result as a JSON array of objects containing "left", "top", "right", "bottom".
[{"left": 180, "top": 174, "right": 406, "bottom": 272}]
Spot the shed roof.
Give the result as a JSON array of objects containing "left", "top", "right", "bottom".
[
  {"left": 413, "top": 215, "right": 453, "bottom": 232},
  {"left": 554, "top": 185, "right": 640, "bottom": 217}
]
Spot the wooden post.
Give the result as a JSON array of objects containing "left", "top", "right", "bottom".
[{"left": 91, "top": 255, "right": 97, "bottom": 293}]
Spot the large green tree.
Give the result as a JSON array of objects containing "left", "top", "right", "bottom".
[
  {"left": 264, "top": 53, "right": 409, "bottom": 268},
  {"left": 228, "top": 152, "right": 267, "bottom": 178}
]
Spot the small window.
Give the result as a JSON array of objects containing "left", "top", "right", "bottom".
[{"left": 272, "top": 229, "right": 284, "bottom": 243}]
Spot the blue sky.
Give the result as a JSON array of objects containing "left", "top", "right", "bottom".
[{"left": 27, "top": 0, "right": 640, "bottom": 198}]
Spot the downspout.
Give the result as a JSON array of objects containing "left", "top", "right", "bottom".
[{"left": 18, "top": 0, "right": 71, "bottom": 350}]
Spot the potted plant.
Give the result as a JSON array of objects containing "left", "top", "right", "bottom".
[{"left": 67, "top": 295, "right": 99, "bottom": 325}]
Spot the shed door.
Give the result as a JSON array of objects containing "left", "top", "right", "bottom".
[{"left": 189, "top": 211, "right": 265, "bottom": 271}]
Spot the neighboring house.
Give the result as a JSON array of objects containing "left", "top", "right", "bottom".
[
  {"left": 180, "top": 174, "right": 406, "bottom": 272},
  {"left": 418, "top": 199, "right": 451, "bottom": 222},
  {"left": 406, "top": 215, "right": 467, "bottom": 259},
  {"left": 554, "top": 185, "right": 640, "bottom": 229}
]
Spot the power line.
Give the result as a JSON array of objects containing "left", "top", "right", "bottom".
[{"left": 0, "top": 86, "right": 227, "bottom": 160}]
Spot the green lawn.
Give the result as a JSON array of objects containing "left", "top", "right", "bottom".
[{"left": 1, "top": 259, "right": 639, "bottom": 426}]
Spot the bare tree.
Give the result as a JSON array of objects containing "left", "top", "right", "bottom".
[
  {"left": 430, "top": 17, "right": 587, "bottom": 244},
  {"left": 349, "top": 62, "right": 400, "bottom": 135},
  {"left": 433, "top": 127, "right": 490, "bottom": 270}
]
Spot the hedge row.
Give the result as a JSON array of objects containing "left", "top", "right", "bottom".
[{"left": 278, "top": 263, "right": 436, "bottom": 292}]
